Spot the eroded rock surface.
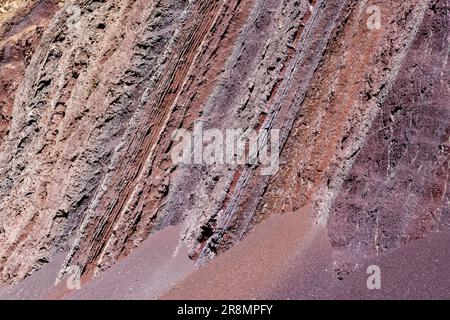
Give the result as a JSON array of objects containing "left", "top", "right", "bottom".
[{"left": 0, "top": 0, "right": 448, "bottom": 293}]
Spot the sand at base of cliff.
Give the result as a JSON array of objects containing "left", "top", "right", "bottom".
[
  {"left": 1, "top": 211, "right": 448, "bottom": 300},
  {"left": 163, "top": 209, "right": 450, "bottom": 300}
]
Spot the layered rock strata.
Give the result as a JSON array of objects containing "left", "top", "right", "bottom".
[{"left": 0, "top": 0, "right": 448, "bottom": 286}]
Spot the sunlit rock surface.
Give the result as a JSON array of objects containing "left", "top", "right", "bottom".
[{"left": 0, "top": 0, "right": 448, "bottom": 299}]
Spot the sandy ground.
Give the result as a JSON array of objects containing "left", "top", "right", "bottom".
[
  {"left": 163, "top": 207, "right": 326, "bottom": 299},
  {"left": 0, "top": 225, "right": 195, "bottom": 300},
  {"left": 64, "top": 225, "right": 195, "bottom": 299},
  {"left": 163, "top": 209, "right": 450, "bottom": 300},
  {"left": 0, "top": 210, "right": 448, "bottom": 300},
  {"left": 268, "top": 230, "right": 450, "bottom": 299},
  {"left": 0, "top": 254, "right": 66, "bottom": 300}
]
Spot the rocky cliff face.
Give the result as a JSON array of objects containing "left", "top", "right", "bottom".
[{"left": 0, "top": 0, "right": 448, "bottom": 289}]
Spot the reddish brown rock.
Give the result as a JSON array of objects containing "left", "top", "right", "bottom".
[{"left": 0, "top": 0, "right": 448, "bottom": 300}]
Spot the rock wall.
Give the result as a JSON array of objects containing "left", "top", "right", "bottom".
[{"left": 0, "top": 0, "right": 448, "bottom": 284}]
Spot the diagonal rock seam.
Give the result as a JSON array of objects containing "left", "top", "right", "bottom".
[{"left": 0, "top": 0, "right": 448, "bottom": 285}]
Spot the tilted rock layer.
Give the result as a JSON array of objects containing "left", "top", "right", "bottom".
[{"left": 0, "top": 0, "right": 448, "bottom": 285}]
